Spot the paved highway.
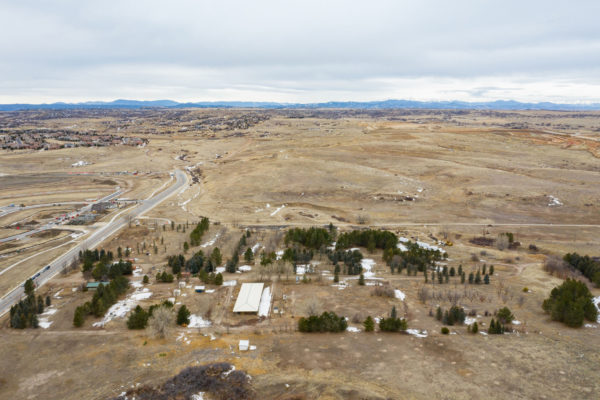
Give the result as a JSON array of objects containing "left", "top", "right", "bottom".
[{"left": 0, "top": 170, "right": 188, "bottom": 317}]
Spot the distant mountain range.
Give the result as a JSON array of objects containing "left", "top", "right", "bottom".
[{"left": 1, "top": 99, "right": 600, "bottom": 111}]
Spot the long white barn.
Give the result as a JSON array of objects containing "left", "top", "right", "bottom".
[{"left": 233, "top": 283, "right": 264, "bottom": 313}]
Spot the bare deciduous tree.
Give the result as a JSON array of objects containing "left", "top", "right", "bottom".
[{"left": 149, "top": 307, "right": 174, "bottom": 338}]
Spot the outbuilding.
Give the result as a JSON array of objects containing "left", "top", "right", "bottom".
[{"left": 233, "top": 283, "right": 264, "bottom": 314}]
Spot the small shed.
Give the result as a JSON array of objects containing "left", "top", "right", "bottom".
[{"left": 86, "top": 281, "right": 110, "bottom": 290}]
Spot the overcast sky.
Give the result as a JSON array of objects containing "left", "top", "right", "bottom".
[{"left": 1, "top": 0, "right": 599, "bottom": 103}]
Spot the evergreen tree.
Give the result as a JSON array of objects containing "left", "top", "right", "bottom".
[
  {"left": 244, "top": 247, "right": 254, "bottom": 264},
  {"left": 450, "top": 267, "right": 455, "bottom": 277},
  {"left": 484, "top": 273, "right": 490, "bottom": 284},
  {"left": 461, "top": 272, "right": 466, "bottom": 284},
  {"left": 333, "top": 271, "right": 339, "bottom": 283},
  {"left": 183, "top": 242, "right": 189, "bottom": 253},
  {"left": 438, "top": 271, "right": 443, "bottom": 284},
  {"left": 358, "top": 273, "right": 365, "bottom": 286},
  {"left": 468, "top": 272, "right": 474, "bottom": 284},
  {"left": 364, "top": 316, "right": 375, "bottom": 332},
  {"left": 471, "top": 321, "right": 478, "bottom": 333},
  {"left": 489, "top": 265, "right": 494, "bottom": 275},
  {"left": 117, "top": 246, "right": 122, "bottom": 258},
  {"left": 37, "top": 296, "right": 44, "bottom": 314},
  {"left": 445, "top": 273, "right": 449, "bottom": 284},
  {"left": 214, "top": 273, "right": 223, "bottom": 285},
  {"left": 45, "top": 296, "right": 51, "bottom": 307},
  {"left": 211, "top": 247, "right": 223, "bottom": 266},
  {"left": 436, "top": 306, "right": 443, "bottom": 321},
  {"left": 458, "top": 264, "right": 463, "bottom": 276},
  {"left": 496, "top": 307, "right": 514, "bottom": 324},
  {"left": 24, "top": 279, "right": 35, "bottom": 297},
  {"left": 176, "top": 305, "right": 191, "bottom": 326},
  {"left": 73, "top": 307, "right": 85, "bottom": 327},
  {"left": 127, "top": 305, "right": 149, "bottom": 329},
  {"left": 391, "top": 305, "right": 397, "bottom": 319},
  {"left": 475, "top": 270, "right": 482, "bottom": 284},
  {"left": 482, "top": 264, "right": 487, "bottom": 275},
  {"left": 143, "top": 275, "right": 149, "bottom": 284}
]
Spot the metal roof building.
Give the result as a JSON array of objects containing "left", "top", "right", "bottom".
[{"left": 233, "top": 283, "right": 264, "bottom": 313}]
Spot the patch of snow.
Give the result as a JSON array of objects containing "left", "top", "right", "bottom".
[
  {"left": 270, "top": 205, "right": 285, "bottom": 216},
  {"left": 464, "top": 317, "right": 477, "bottom": 325},
  {"left": 480, "top": 331, "right": 488, "bottom": 336},
  {"left": 223, "top": 280, "right": 237, "bottom": 287},
  {"left": 361, "top": 258, "right": 376, "bottom": 278},
  {"left": 42, "top": 307, "right": 57, "bottom": 316},
  {"left": 258, "top": 286, "right": 272, "bottom": 317},
  {"left": 191, "top": 392, "right": 205, "bottom": 400},
  {"left": 296, "top": 264, "right": 309, "bottom": 275},
  {"left": 397, "top": 243, "right": 408, "bottom": 251},
  {"left": 346, "top": 326, "right": 361, "bottom": 332},
  {"left": 53, "top": 289, "right": 63, "bottom": 298},
  {"left": 512, "top": 320, "right": 521, "bottom": 325},
  {"left": 71, "top": 287, "right": 77, "bottom": 292},
  {"left": 584, "top": 324, "right": 597, "bottom": 328},
  {"left": 593, "top": 296, "right": 600, "bottom": 323},
  {"left": 398, "top": 237, "right": 410, "bottom": 243},
  {"left": 349, "top": 247, "right": 360, "bottom": 251},
  {"left": 394, "top": 289, "right": 406, "bottom": 301},
  {"left": 250, "top": 345, "right": 257, "bottom": 350},
  {"left": 416, "top": 241, "right": 442, "bottom": 252},
  {"left": 251, "top": 243, "right": 262, "bottom": 253},
  {"left": 188, "top": 314, "right": 211, "bottom": 328},
  {"left": 130, "top": 281, "right": 143, "bottom": 288},
  {"left": 205, "top": 289, "right": 215, "bottom": 293},
  {"left": 93, "top": 287, "right": 153, "bottom": 327},
  {"left": 266, "top": 203, "right": 271, "bottom": 208},
  {"left": 275, "top": 250, "right": 284, "bottom": 260},
  {"left": 71, "top": 160, "right": 90, "bottom": 167},
  {"left": 201, "top": 233, "right": 220, "bottom": 248},
  {"left": 132, "top": 268, "right": 143, "bottom": 277},
  {"left": 215, "top": 266, "right": 225, "bottom": 273},
  {"left": 406, "top": 329, "right": 427, "bottom": 338},
  {"left": 548, "top": 195, "right": 563, "bottom": 207},
  {"left": 239, "top": 265, "right": 252, "bottom": 272}
]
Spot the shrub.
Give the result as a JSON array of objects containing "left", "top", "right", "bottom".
[
  {"left": 149, "top": 306, "right": 174, "bottom": 338},
  {"left": 542, "top": 279, "right": 597, "bottom": 327},
  {"left": 563, "top": 253, "right": 600, "bottom": 287},
  {"left": 470, "top": 322, "right": 478, "bottom": 333},
  {"left": 523, "top": 287, "right": 529, "bottom": 292},
  {"left": 298, "top": 311, "right": 347, "bottom": 332},
  {"left": 441, "top": 327, "right": 450, "bottom": 334},
  {"left": 379, "top": 317, "right": 408, "bottom": 332},
  {"left": 143, "top": 275, "right": 149, "bottom": 284},
  {"left": 372, "top": 284, "right": 395, "bottom": 298}
]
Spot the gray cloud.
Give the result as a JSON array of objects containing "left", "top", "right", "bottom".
[{"left": 1, "top": 0, "right": 599, "bottom": 103}]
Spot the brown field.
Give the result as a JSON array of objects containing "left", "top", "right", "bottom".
[{"left": 0, "top": 108, "right": 599, "bottom": 399}]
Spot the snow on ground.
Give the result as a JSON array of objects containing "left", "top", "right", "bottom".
[
  {"left": 349, "top": 247, "right": 360, "bottom": 252},
  {"left": 512, "top": 320, "right": 521, "bottom": 325},
  {"left": 270, "top": 205, "right": 285, "bottom": 216},
  {"left": 38, "top": 306, "right": 58, "bottom": 329},
  {"left": 406, "top": 329, "right": 428, "bottom": 338},
  {"left": 394, "top": 289, "right": 406, "bottom": 301},
  {"left": 239, "top": 265, "right": 252, "bottom": 272},
  {"left": 93, "top": 287, "right": 152, "bottom": 327},
  {"left": 188, "top": 314, "right": 211, "bottom": 328},
  {"left": 258, "top": 286, "right": 272, "bottom": 317},
  {"left": 585, "top": 324, "right": 597, "bottom": 328},
  {"left": 416, "top": 241, "right": 442, "bottom": 252},
  {"left": 464, "top": 317, "right": 477, "bottom": 325},
  {"left": 215, "top": 266, "right": 225, "bottom": 273},
  {"left": 132, "top": 268, "right": 143, "bottom": 277},
  {"left": 251, "top": 243, "right": 262, "bottom": 253},
  {"left": 276, "top": 250, "right": 284, "bottom": 260},
  {"left": 346, "top": 326, "right": 361, "bottom": 332},
  {"left": 548, "top": 195, "right": 563, "bottom": 207},
  {"left": 205, "top": 289, "right": 215, "bottom": 293},
  {"left": 53, "top": 289, "right": 63, "bottom": 299},
  {"left": 398, "top": 237, "right": 410, "bottom": 243},
  {"left": 223, "top": 280, "right": 237, "bottom": 286},
  {"left": 71, "top": 160, "right": 90, "bottom": 167},
  {"left": 593, "top": 296, "right": 600, "bottom": 323},
  {"left": 201, "top": 233, "right": 220, "bottom": 248},
  {"left": 361, "top": 258, "right": 376, "bottom": 278},
  {"left": 191, "top": 393, "right": 205, "bottom": 400},
  {"left": 296, "top": 265, "right": 308, "bottom": 275},
  {"left": 327, "top": 242, "right": 336, "bottom": 250},
  {"left": 130, "top": 281, "right": 143, "bottom": 288},
  {"left": 397, "top": 243, "right": 408, "bottom": 251},
  {"left": 176, "top": 332, "right": 192, "bottom": 345}
]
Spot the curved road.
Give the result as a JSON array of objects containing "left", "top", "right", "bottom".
[{"left": 0, "top": 170, "right": 188, "bottom": 317}]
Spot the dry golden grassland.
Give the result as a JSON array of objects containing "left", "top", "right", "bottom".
[{"left": 0, "top": 109, "right": 599, "bottom": 399}]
